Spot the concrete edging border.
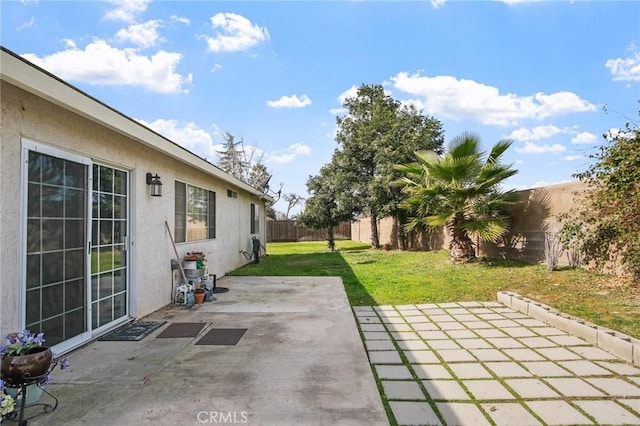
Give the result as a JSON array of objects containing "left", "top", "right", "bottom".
[{"left": 497, "top": 291, "right": 640, "bottom": 367}]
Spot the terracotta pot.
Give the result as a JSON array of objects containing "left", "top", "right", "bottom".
[
  {"left": 1, "top": 347, "right": 53, "bottom": 383},
  {"left": 194, "top": 288, "right": 206, "bottom": 304}
]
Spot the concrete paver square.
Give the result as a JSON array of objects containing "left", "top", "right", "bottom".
[
  {"left": 465, "top": 321, "right": 494, "bottom": 329},
  {"left": 420, "top": 308, "right": 447, "bottom": 316},
  {"left": 585, "top": 378, "right": 640, "bottom": 397},
  {"left": 445, "top": 329, "right": 477, "bottom": 339},
  {"left": 398, "top": 340, "right": 429, "bottom": 351},
  {"left": 571, "top": 346, "right": 620, "bottom": 360},
  {"left": 475, "top": 328, "right": 509, "bottom": 338},
  {"left": 423, "top": 379, "right": 470, "bottom": 400},
  {"left": 368, "top": 350, "right": 403, "bottom": 364},
  {"left": 518, "top": 336, "right": 557, "bottom": 348},
  {"left": 505, "top": 378, "right": 561, "bottom": 398},
  {"left": 419, "top": 330, "right": 449, "bottom": 340},
  {"left": 468, "top": 308, "right": 494, "bottom": 314},
  {"left": 385, "top": 323, "right": 413, "bottom": 332},
  {"left": 477, "top": 313, "right": 505, "bottom": 320},
  {"left": 459, "top": 302, "right": 483, "bottom": 308},
  {"left": 445, "top": 308, "right": 469, "bottom": 315},
  {"left": 596, "top": 361, "right": 640, "bottom": 375},
  {"left": 525, "top": 400, "right": 592, "bottom": 425},
  {"left": 413, "top": 364, "right": 453, "bottom": 380},
  {"left": 364, "top": 331, "right": 392, "bottom": 340},
  {"left": 515, "top": 318, "right": 546, "bottom": 328},
  {"left": 438, "top": 322, "right": 466, "bottom": 330},
  {"left": 439, "top": 302, "right": 460, "bottom": 308},
  {"left": 389, "top": 401, "right": 442, "bottom": 425},
  {"left": 435, "top": 348, "right": 476, "bottom": 362},
  {"left": 365, "top": 340, "right": 396, "bottom": 351},
  {"left": 503, "top": 327, "right": 538, "bottom": 338},
  {"left": 469, "top": 348, "right": 510, "bottom": 361},
  {"left": 458, "top": 338, "right": 493, "bottom": 350},
  {"left": 464, "top": 380, "right": 516, "bottom": 400},
  {"left": 487, "top": 337, "right": 525, "bottom": 349},
  {"left": 536, "top": 347, "right": 583, "bottom": 360},
  {"left": 448, "top": 363, "right": 493, "bottom": 379},
  {"left": 355, "top": 311, "right": 378, "bottom": 318},
  {"left": 574, "top": 400, "right": 640, "bottom": 425},
  {"left": 376, "top": 305, "right": 399, "bottom": 311},
  {"left": 452, "top": 314, "right": 478, "bottom": 322},
  {"left": 377, "top": 310, "right": 401, "bottom": 317},
  {"left": 618, "top": 399, "right": 640, "bottom": 413},
  {"left": 504, "top": 348, "right": 545, "bottom": 361},
  {"left": 436, "top": 402, "right": 492, "bottom": 426},
  {"left": 428, "top": 339, "right": 461, "bottom": 350},
  {"left": 429, "top": 315, "right": 456, "bottom": 323},
  {"left": 383, "top": 317, "right": 408, "bottom": 324},
  {"left": 398, "top": 309, "right": 423, "bottom": 317},
  {"left": 391, "top": 331, "right": 421, "bottom": 340},
  {"left": 403, "top": 316, "right": 431, "bottom": 325},
  {"left": 484, "top": 362, "right": 532, "bottom": 378},
  {"left": 558, "top": 360, "right": 613, "bottom": 376},
  {"left": 482, "top": 402, "right": 542, "bottom": 426},
  {"left": 412, "top": 322, "right": 440, "bottom": 331},
  {"left": 533, "top": 327, "right": 567, "bottom": 336},
  {"left": 489, "top": 319, "right": 521, "bottom": 328},
  {"left": 381, "top": 380, "right": 427, "bottom": 400},
  {"left": 545, "top": 378, "right": 606, "bottom": 397},
  {"left": 375, "top": 365, "right": 414, "bottom": 379},
  {"left": 630, "top": 377, "right": 640, "bottom": 386},
  {"left": 404, "top": 350, "right": 440, "bottom": 364},
  {"left": 502, "top": 312, "right": 531, "bottom": 319},
  {"left": 548, "top": 334, "right": 589, "bottom": 346},
  {"left": 360, "top": 324, "right": 386, "bottom": 332},
  {"left": 358, "top": 316, "right": 381, "bottom": 324},
  {"left": 521, "top": 361, "right": 573, "bottom": 377}
]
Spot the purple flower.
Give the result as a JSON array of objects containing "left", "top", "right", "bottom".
[{"left": 60, "top": 358, "right": 70, "bottom": 370}]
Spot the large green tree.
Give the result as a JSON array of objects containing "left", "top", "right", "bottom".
[
  {"left": 395, "top": 132, "right": 519, "bottom": 263},
  {"left": 299, "top": 162, "right": 358, "bottom": 251},
  {"left": 570, "top": 116, "right": 640, "bottom": 280},
  {"left": 334, "top": 84, "right": 444, "bottom": 249}
]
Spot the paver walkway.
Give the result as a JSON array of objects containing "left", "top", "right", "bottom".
[{"left": 354, "top": 302, "right": 640, "bottom": 426}]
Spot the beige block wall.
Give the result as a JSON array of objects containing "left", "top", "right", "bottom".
[
  {"left": 1, "top": 81, "right": 266, "bottom": 335},
  {"left": 351, "top": 181, "right": 588, "bottom": 265}
]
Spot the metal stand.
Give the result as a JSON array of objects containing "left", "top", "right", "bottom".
[{"left": 3, "top": 359, "right": 59, "bottom": 425}]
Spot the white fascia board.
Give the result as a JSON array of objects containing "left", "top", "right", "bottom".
[{"left": 0, "top": 47, "right": 273, "bottom": 202}]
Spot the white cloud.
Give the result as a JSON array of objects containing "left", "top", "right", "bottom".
[
  {"left": 266, "top": 94, "right": 311, "bottom": 108},
  {"left": 563, "top": 155, "right": 584, "bottom": 161},
  {"left": 500, "top": 0, "right": 544, "bottom": 4},
  {"left": 605, "top": 47, "right": 640, "bottom": 82},
  {"left": 515, "top": 142, "right": 566, "bottom": 153},
  {"left": 337, "top": 86, "right": 358, "bottom": 104},
  {"left": 605, "top": 127, "right": 636, "bottom": 141},
  {"left": 203, "top": 13, "right": 269, "bottom": 53},
  {"left": 400, "top": 98, "right": 426, "bottom": 112},
  {"left": 267, "top": 142, "right": 311, "bottom": 164},
  {"left": 115, "top": 20, "right": 163, "bottom": 48},
  {"left": 507, "top": 125, "right": 567, "bottom": 141},
  {"left": 211, "top": 64, "right": 223, "bottom": 73},
  {"left": 22, "top": 40, "right": 192, "bottom": 94},
  {"left": 390, "top": 71, "right": 596, "bottom": 126},
  {"left": 138, "top": 118, "right": 221, "bottom": 161},
  {"left": 170, "top": 15, "right": 190, "bottom": 25},
  {"left": 104, "top": 0, "right": 149, "bottom": 23},
  {"left": 431, "top": 0, "right": 447, "bottom": 8},
  {"left": 571, "top": 131, "right": 597, "bottom": 144},
  {"left": 18, "top": 17, "right": 35, "bottom": 31},
  {"left": 330, "top": 107, "right": 347, "bottom": 116}
]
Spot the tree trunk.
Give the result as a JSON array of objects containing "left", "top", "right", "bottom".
[
  {"left": 396, "top": 210, "right": 407, "bottom": 251},
  {"left": 326, "top": 227, "right": 335, "bottom": 251},
  {"left": 370, "top": 214, "right": 380, "bottom": 249},
  {"left": 448, "top": 221, "right": 475, "bottom": 263}
]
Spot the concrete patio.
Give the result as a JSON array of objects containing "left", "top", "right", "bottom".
[{"left": 26, "top": 277, "right": 387, "bottom": 426}]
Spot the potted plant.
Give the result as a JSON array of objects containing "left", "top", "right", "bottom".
[
  {"left": 0, "top": 379, "right": 16, "bottom": 419},
  {"left": 0, "top": 331, "right": 69, "bottom": 383}
]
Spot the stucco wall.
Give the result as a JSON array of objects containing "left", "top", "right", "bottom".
[
  {"left": 351, "top": 181, "right": 588, "bottom": 265},
  {"left": 1, "top": 81, "right": 267, "bottom": 335}
]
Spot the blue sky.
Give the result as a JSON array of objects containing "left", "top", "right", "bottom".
[{"left": 2, "top": 0, "right": 639, "bottom": 216}]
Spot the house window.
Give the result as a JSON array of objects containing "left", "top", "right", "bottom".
[
  {"left": 250, "top": 203, "right": 259, "bottom": 234},
  {"left": 227, "top": 189, "right": 238, "bottom": 198},
  {"left": 175, "top": 181, "right": 216, "bottom": 242}
]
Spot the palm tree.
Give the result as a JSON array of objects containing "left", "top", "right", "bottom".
[{"left": 394, "top": 132, "right": 519, "bottom": 263}]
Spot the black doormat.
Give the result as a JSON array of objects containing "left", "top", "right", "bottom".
[
  {"left": 195, "top": 328, "right": 247, "bottom": 346},
  {"left": 98, "top": 321, "right": 166, "bottom": 341},
  {"left": 156, "top": 322, "right": 207, "bottom": 338}
]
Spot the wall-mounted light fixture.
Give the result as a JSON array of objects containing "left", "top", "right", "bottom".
[{"left": 146, "top": 172, "right": 163, "bottom": 197}]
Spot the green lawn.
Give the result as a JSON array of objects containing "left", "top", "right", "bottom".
[{"left": 229, "top": 241, "right": 640, "bottom": 339}]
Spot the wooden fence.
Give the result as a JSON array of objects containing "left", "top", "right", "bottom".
[{"left": 267, "top": 220, "right": 352, "bottom": 242}]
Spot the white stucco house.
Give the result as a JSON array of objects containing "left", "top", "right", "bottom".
[{"left": 0, "top": 46, "right": 271, "bottom": 354}]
